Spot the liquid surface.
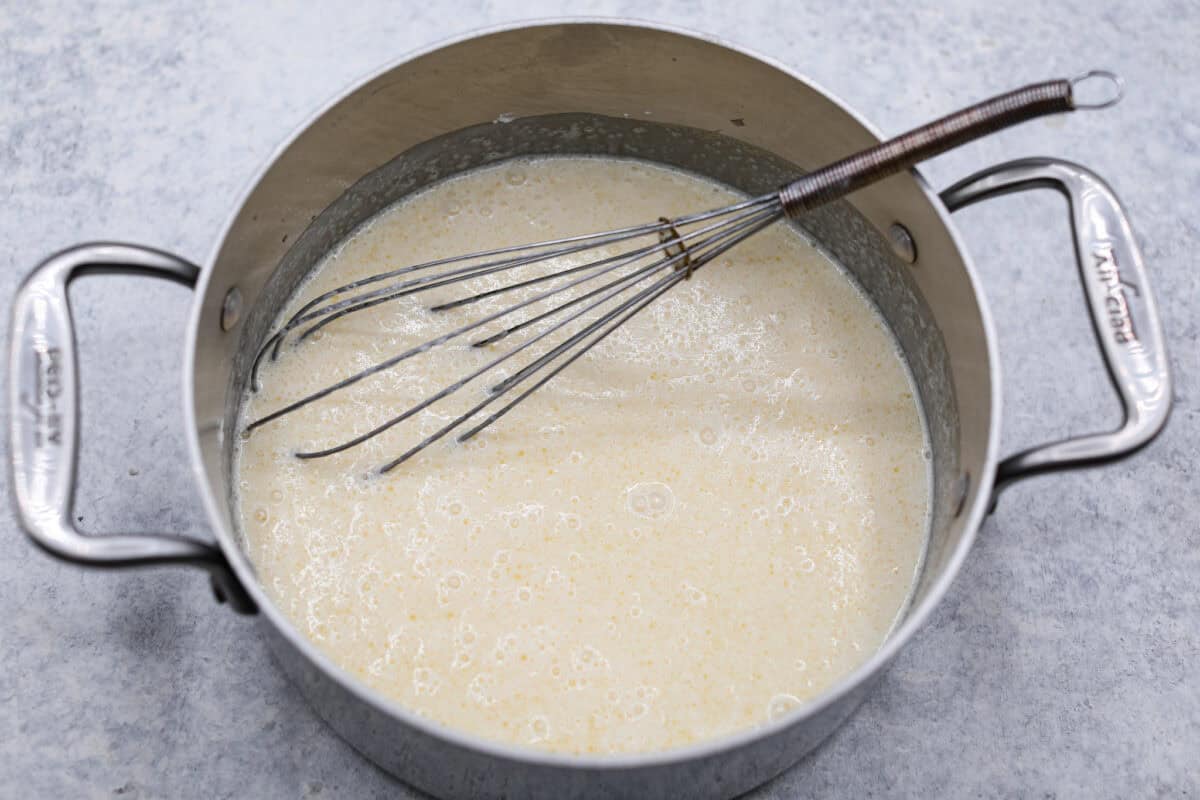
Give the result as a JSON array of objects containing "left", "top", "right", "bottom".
[{"left": 236, "top": 157, "right": 929, "bottom": 755}]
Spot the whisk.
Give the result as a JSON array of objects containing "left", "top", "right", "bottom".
[{"left": 246, "top": 71, "right": 1122, "bottom": 473}]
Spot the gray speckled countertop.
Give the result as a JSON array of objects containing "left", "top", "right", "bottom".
[{"left": 2, "top": 1, "right": 1197, "bottom": 797}]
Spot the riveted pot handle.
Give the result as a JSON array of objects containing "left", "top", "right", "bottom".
[
  {"left": 941, "top": 158, "right": 1171, "bottom": 504},
  {"left": 8, "top": 243, "right": 255, "bottom": 613}
]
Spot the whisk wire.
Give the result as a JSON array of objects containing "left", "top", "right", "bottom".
[
  {"left": 376, "top": 207, "right": 781, "bottom": 472},
  {"left": 377, "top": 270, "right": 687, "bottom": 472},
  {"left": 247, "top": 199, "right": 782, "bottom": 435},
  {"left": 486, "top": 206, "right": 780, "bottom": 396},
  {"left": 245, "top": 73, "right": 1114, "bottom": 471},
  {"left": 293, "top": 227, "right": 728, "bottom": 459},
  {"left": 250, "top": 193, "right": 780, "bottom": 388},
  {"left": 445, "top": 213, "right": 783, "bottom": 459}
]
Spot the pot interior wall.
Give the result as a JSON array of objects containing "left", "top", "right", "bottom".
[
  {"left": 192, "top": 23, "right": 993, "bottom": 644},
  {"left": 227, "top": 114, "right": 959, "bottom": 618}
]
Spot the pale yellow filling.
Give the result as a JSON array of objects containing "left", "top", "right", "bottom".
[{"left": 236, "top": 157, "right": 929, "bottom": 754}]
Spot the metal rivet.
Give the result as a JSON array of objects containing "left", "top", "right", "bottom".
[
  {"left": 952, "top": 472, "right": 971, "bottom": 518},
  {"left": 888, "top": 223, "right": 917, "bottom": 264},
  {"left": 221, "top": 287, "right": 243, "bottom": 332}
]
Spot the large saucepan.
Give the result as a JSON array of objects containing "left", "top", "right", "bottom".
[{"left": 8, "top": 21, "right": 1170, "bottom": 800}]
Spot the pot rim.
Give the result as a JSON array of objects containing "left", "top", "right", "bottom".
[{"left": 183, "top": 17, "right": 1001, "bottom": 771}]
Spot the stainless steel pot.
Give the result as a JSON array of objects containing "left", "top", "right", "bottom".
[{"left": 8, "top": 21, "right": 1171, "bottom": 800}]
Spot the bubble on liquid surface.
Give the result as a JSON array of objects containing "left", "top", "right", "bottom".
[
  {"left": 626, "top": 482, "right": 675, "bottom": 520},
  {"left": 526, "top": 715, "right": 550, "bottom": 743},
  {"left": 693, "top": 409, "right": 729, "bottom": 450},
  {"left": 455, "top": 622, "right": 478, "bottom": 649},
  {"left": 467, "top": 672, "right": 497, "bottom": 706},
  {"left": 570, "top": 645, "right": 610, "bottom": 673},
  {"left": 681, "top": 582, "right": 708, "bottom": 606},
  {"left": 767, "top": 693, "right": 803, "bottom": 721},
  {"left": 437, "top": 571, "right": 466, "bottom": 605},
  {"left": 413, "top": 667, "right": 442, "bottom": 696}
]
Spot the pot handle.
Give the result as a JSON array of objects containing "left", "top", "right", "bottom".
[
  {"left": 940, "top": 158, "right": 1171, "bottom": 504},
  {"left": 8, "top": 243, "right": 255, "bottom": 613}
]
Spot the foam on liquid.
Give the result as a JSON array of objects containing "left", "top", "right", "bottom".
[{"left": 235, "top": 157, "right": 930, "bottom": 755}]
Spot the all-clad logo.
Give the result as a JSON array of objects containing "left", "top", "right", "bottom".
[
  {"left": 21, "top": 344, "right": 63, "bottom": 448},
  {"left": 1093, "top": 243, "right": 1139, "bottom": 346}
]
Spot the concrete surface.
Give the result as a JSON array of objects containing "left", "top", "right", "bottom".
[{"left": 2, "top": 1, "right": 1197, "bottom": 797}]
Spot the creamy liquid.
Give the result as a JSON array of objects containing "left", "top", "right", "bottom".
[{"left": 236, "top": 157, "right": 929, "bottom": 755}]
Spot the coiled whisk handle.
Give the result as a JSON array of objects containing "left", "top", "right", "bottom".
[{"left": 778, "top": 71, "right": 1122, "bottom": 218}]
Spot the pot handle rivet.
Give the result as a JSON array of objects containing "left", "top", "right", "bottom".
[
  {"left": 221, "top": 287, "right": 243, "bottom": 332},
  {"left": 888, "top": 223, "right": 918, "bottom": 264}
]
